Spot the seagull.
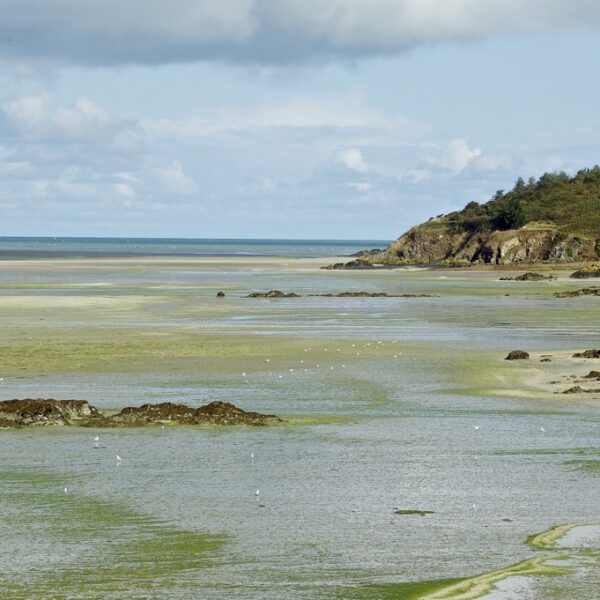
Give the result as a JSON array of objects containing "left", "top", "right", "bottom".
[
  {"left": 93, "top": 435, "right": 99, "bottom": 449},
  {"left": 264, "top": 358, "right": 270, "bottom": 363},
  {"left": 116, "top": 455, "right": 122, "bottom": 463},
  {"left": 251, "top": 452, "right": 255, "bottom": 462},
  {"left": 64, "top": 487, "right": 68, "bottom": 494},
  {"left": 242, "top": 372, "right": 246, "bottom": 377},
  {"left": 540, "top": 425, "right": 545, "bottom": 432},
  {"left": 255, "top": 488, "right": 260, "bottom": 496},
  {"left": 473, "top": 425, "right": 480, "bottom": 430},
  {"left": 472, "top": 503, "right": 477, "bottom": 512}
]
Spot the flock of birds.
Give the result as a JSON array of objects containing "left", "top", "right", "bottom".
[
  {"left": 240, "top": 340, "right": 402, "bottom": 384},
  {"left": 59, "top": 338, "right": 547, "bottom": 505}
]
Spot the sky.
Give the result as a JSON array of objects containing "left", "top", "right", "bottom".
[{"left": 1, "top": 1, "right": 600, "bottom": 239}]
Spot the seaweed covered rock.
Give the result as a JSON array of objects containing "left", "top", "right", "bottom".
[
  {"left": 570, "top": 268, "right": 600, "bottom": 279},
  {"left": 0, "top": 398, "right": 102, "bottom": 427},
  {"left": 112, "top": 401, "right": 281, "bottom": 426},
  {"left": 573, "top": 349, "right": 600, "bottom": 359},
  {"left": 554, "top": 288, "right": 600, "bottom": 297},
  {"left": 584, "top": 371, "right": 600, "bottom": 380},
  {"left": 505, "top": 350, "right": 530, "bottom": 360},
  {"left": 247, "top": 290, "right": 300, "bottom": 298},
  {"left": 500, "top": 272, "right": 555, "bottom": 281}
]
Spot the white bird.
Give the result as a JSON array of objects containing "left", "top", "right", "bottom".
[
  {"left": 255, "top": 488, "right": 260, "bottom": 496},
  {"left": 93, "top": 435, "right": 99, "bottom": 449},
  {"left": 116, "top": 455, "right": 122, "bottom": 462},
  {"left": 242, "top": 372, "right": 246, "bottom": 377},
  {"left": 64, "top": 487, "right": 68, "bottom": 494},
  {"left": 264, "top": 358, "right": 270, "bottom": 363},
  {"left": 329, "top": 366, "right": 334, "bottom": 370},
  {"left": 251, "top": 452, "right": 255, "bottom": 462},
  {"left": 161, "top": 425, "right": 165, "bottom": 430},
  {"left": 540, "top": 426, "right": 545, "bottom": 432},
  {"left": 473, "top": 425, "right": 480, "bottom": 430},
  {"left": 472, "top": 503, "right": 477, "bottom": 512}
]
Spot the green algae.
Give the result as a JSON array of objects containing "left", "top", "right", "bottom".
[
  {"left": 526, "top": 523, "right": 600, "bottom": 550},
  {"left": 563, "top": 459, "right": 600, "bottom": 475},
  {"left": 345, "top": 523, "right": 599, "bottom": 600},
  {"left": 0, "top": 468, "right": 225, "bottom": 598},
  {"left": 341, "top": 578, "right": 464, "bottom": 599},
  {"left": 394, "top": 508, "right": 435, "bottom": 516}
]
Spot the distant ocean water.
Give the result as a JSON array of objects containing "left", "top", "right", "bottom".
[{"left": 0, "top": 237, "right": 390, "bottom": 259}]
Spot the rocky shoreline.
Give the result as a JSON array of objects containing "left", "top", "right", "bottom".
[
  {"left": 246, "top": 289, "right": 438, "bottom": 298},
  {"left": 0, "top": 398, "right": 282, "bottom": 429}
]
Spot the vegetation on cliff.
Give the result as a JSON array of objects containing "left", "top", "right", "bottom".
[{"left": 360, "top": 166, "right": 600, "bottom": 266}]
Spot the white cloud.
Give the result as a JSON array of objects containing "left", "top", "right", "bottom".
[
  {"left": 114, "top": 182, "right": 136, "bottom": 199},
  {"left": 425, "top": 138, "right": 482, "bottom": 174},
  {"left": 3, "top": 1, "right": 598, "bottom": 66},
  {"left": 348, "top": 182, "right": 371, "bottom": 193},
  {"left": 340, "top": 148, "right": 369, "bottom": 173},
  {"left": 143, "top": 94, "right": 392, "bottom": 140},
  {"left": 3, "top": 93, "right": 116, "bottom": 139},
  {"left": 158, "top": 160, "right": 198, "bottom": 195}
]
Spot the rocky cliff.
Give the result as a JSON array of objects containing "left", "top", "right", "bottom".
[
  {"left": 371, "top": 221, "right": 598, "bottom": 266},
  {"left": 345, "top": 167, "right": 600, "bottom": 266}
]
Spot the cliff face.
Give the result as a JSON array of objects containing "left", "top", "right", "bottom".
[{"left": 372, "top": 221, "right": 598, "bottom": 265}]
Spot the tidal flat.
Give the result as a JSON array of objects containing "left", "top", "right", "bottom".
[{"left": 0, "top": 256, "right": 599, "bottom": 598}]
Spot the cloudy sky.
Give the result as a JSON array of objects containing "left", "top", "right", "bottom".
[{"left": 1, "top": 1, "right": 599, "bottom": 239}]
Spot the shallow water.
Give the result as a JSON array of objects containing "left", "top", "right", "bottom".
[{"left": 0, "top": 256, "right": 598, "bottom": 598}]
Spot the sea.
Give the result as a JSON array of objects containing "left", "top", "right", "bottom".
[{"left": 0, "top": 236, "right": 390, "bottom": 259}]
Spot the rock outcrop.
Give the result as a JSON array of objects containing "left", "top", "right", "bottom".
[
  {"left": 570, "top": 268, "right": 600, "bottom": 279},
  {"left": 505, "top": 350, "right": 530, "bottom": 360},
  {"left": 500, "top": 272, "right": 556, "bottom": 281},
  {"left": 0, "top": 399, "right": 281, "bottom": 428},
  {"left": 573, "top": 349, "right": 600, "bottom": 359},
  {"left": 247, "top": 290, "right": 300, "bottom": 298},
  {"left": 113, "top": 401, "right": 281, "bottom": 426},
  {"left": 554, "top": 288, "right": 600, "bottom": 298},
  {"left": 0, "top": 398, "right": 101, "bottom": 427}
]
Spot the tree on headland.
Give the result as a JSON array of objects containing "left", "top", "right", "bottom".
[{"left": 498, "top": 197, "right": 526, "bottom": 230}]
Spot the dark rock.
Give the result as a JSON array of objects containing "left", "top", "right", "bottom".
[
  {"left": 540, "top": 358, "right": 552, "bottom": 362},
  {"left": 247, "top": 290, "right": 300, "bottom": 298},
  {"left": 216, "top": 291, "right": 225, "bottom": 297},
  {"left": 573, "top": 349, "right": 600, "bottom": 359},
  {"left": 112, "top": 401, "right": 282, "bottom": 427},
  {"left": 584, "top": 371, "right": 600, "bottom": 379},
  {"left": 0, "top": 398, "right": 102, "bottom": 427},
  {"left": 554, "top": 288, "right": 600, "bottom": 298},
  {"left": 570, "top": 269, "right": 600, "bottom": 279},
  {"left": 560, "top": 385, "right": 600, "bottom": 394},
  {"left": 505, "top": 350, "right": 530, "bottom": 360},
  {"left": 500, "top": 272, "right": 555, "bottom": 281}
]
